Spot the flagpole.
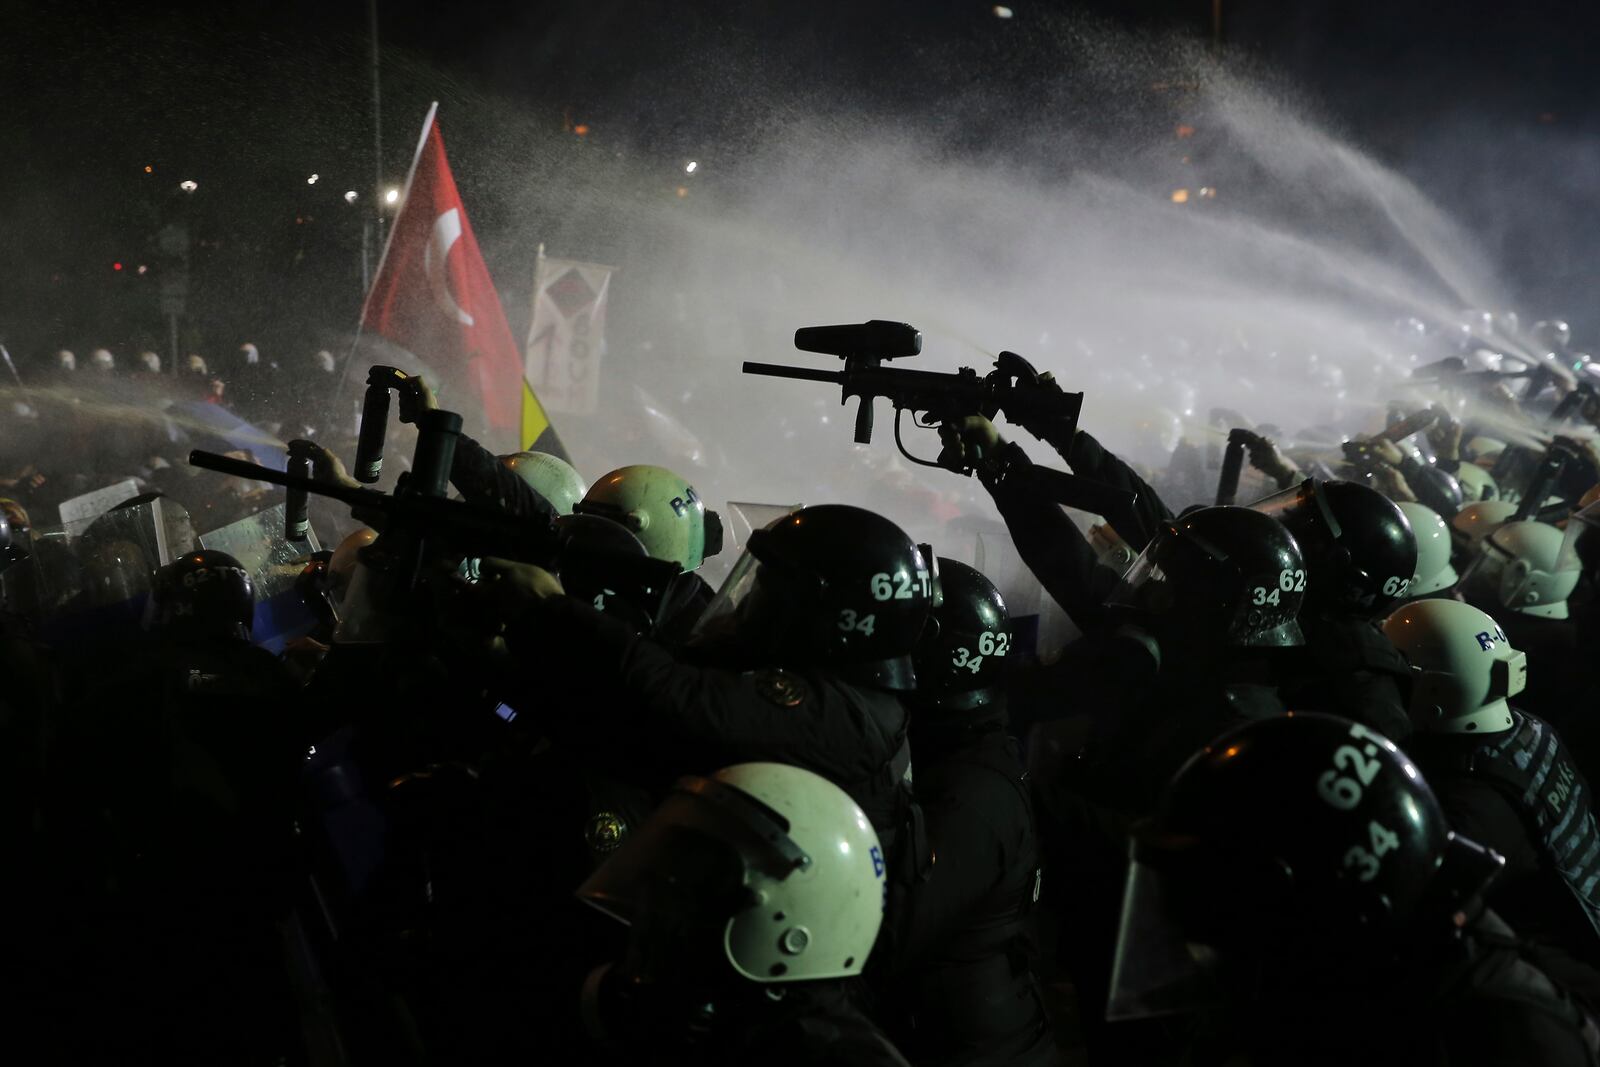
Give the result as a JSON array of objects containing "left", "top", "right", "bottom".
[{"left": 335, "top": 101, "right": 440, "bottom": 397}]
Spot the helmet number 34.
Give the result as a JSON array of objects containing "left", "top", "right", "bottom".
[
  {"left": 1252, "top": 568, "right": 1307, "bottom": 606},
  {"left": 1313, "top": 721, "right": 1403, "bottom": 883},
  {"left": 838, "top": 609, "right": 877, "bottom": 636}
]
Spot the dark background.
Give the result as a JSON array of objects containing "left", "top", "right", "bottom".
[{"left": 2, "top": 0, "right": 1596, "bottom": 368}]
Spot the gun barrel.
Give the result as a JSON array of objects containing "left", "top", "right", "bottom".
[{"left": 742, "top": 361, "right": 845, "bottom": 385}]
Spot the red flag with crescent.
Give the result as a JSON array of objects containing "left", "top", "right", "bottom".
[{"left": 363, "top": 104, "right": 565, "bottom": 456}]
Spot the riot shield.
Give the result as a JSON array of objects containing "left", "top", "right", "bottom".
[
  {"left": 198, "top": 502, "right": 324, "bottom": 652},
  {"left": 699, "top": 501, "right": 800, "bottom": 591}
]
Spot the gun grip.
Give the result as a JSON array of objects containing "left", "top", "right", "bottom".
[{"left": 854, "top": 397, "right": 875, "bottom": 444}]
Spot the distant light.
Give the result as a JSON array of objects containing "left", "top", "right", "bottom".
[
  {"left": 112, "top": 262, "right": 123, "bottom": 271},
  {"left": 344, "top": 189, "right": 358, "bottom": 203},
  {"left": 1199, "top": 186, "right": 1217, "bottom": 199},
  {"left": 136, "top": 264, "right": 148, "bottom": 275},
  {"left": 1175, "top": 124, "right": 1196, "bottom": 139},
  {"left": 993, "top": 5, "right": 1013, "bottom": 16},
  {"left": 676, "top": 186, "right": 689, "bottom": 198},
  {"left": 684, "top": 160, "right": 698, "bottom": 174},
  {"left": 179, "top": 179, "right": 198, "bottom": 192},
  {"left": 307, "top": 173, "right": 319, "bottom": 185},
  {"left": 143, "top": 164, "right": 153, "bottom": 173},
  {"left": 1170, "top": 188, "right": 1190, "bottom": 203},
  {"left": 384, "top": 187, "right": 400, "bottom": 204},
  {"left": 573, "top": 123, "right": 590, "bottom": 136},
  {"left": 1538, "top": 112, "right": 1557, "bottom": 124}
]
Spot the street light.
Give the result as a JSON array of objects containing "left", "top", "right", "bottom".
[
  {"left": 685, "top": 160, "right": 699, "bottom": 174},
  {"left": 384, "top": 187, "right": 400, "bottom": 205},
  {"left": 308, "top": 173, "right": 320, "bottom": 185},
  {"left": 179, "top": 180, "right": 198, "bottom": 193}
]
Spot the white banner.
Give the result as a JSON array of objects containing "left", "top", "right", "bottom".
[{"left": 523, "top": 250, "right": 614, "bottom": 415}]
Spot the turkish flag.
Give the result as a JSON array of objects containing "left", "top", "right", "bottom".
[{"left": 363, "top": 106, "right": 559, "bottom": 453}]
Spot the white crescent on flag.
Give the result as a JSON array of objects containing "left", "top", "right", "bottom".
[{"left": 424, "top": 208, "right": 476, "bottom": 326}]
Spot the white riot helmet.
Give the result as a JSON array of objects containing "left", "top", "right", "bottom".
[
  {"left": 578, "top": 762, "right": 886, "bottom": 983},
  {"left": 90, "top": 347, "right": 115, "bottom": 372},
  {"left": 1450, "top": 499, "right": 1517, "bottom": 557},
  {"left": 575, "top": 464, "right": 722, "bottom": 572},
  {"left": 240, "top": 342, "right": 260, "bottom": 365},
  {"left": 1460, "top": 520, "right": 1580, "bottom": 620},
  {"left": 500, "top": 451, "right": 588, "bottom": 516},
  {"left": 1454, "top": 462, "right": 1498, "bottom": 503},
  {"left": 185, "top": 354, "right": 209, "bottom": 376},
  {"left": 1464, "top": 437, "right": 1507, "bottom": 466},
  {"left": 56, "top": 349, "right": 76, "bottom": 372},
  {"left": 313, "top": 350, "right": 336, "bottom": 374},
  {"left": 1395, "top": 501, "right": 1457, "bottom": 596},
  {"left": 138, "top": 351, "right": 162, "bottom": 374},
  {"left": 1382, "top": 598, "right": 1526, "bottom": 734}
]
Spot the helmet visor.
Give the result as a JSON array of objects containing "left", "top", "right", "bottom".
[
  {"left": 578, "top": 776, "right": 811, "bottom": 928},
  {"left": 1106, "top": 523, "right": 1305, "bottom": 649},
  {"left": 1106, "top": 855, "right": 1223, "bottom": 1021}
]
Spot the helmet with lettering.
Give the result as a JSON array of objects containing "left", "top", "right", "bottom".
[
  {"left": 1395, "top": 502, "right": 1457, "bottom": 596},
  {"left": 1250, "top": 479, "right": 1417, "bottom": 616},
  {"left": 579, "top": 762, "right": 886, "bottom": 983},
  {"left": 1105, "top": 506, "right": 1307, "bottom": 649},
  {"left": 689, "top": 504, "right": 935, "bottom": 689},
  {"left": 146, "top": 550, "right": 256, "bottom": 641},
  {"left": 912, "top": 558, "right": 1011, "bottom": 712},
  {"left": 501, "top": 451, "right": 588, "bottom": 516},
  {"left": 576, "top": 464, "right": 722, "bottom": 572},
  {"left": 1107, "top": 713, "right": 1501, "bottom": 1019},
  {"left": 1381, "top": 598, "right": 1525, "bottom": 734},
  {"left": 1459, "top": 519, "right": 1581, "bottom": 620}
]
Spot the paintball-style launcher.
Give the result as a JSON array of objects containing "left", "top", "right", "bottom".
[
  {"left": 744, "top": 320, "right": 1086, "bottom": 470},
  {"left": 745, "top": 320, "right": 1140, "bottom": 535}
]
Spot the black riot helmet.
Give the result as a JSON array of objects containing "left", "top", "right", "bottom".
[
  {"left": 1105, "top": 506, "right": 1307, "bottom": 650},
  {"left": 1107, "top": 713, "right": 1503, "bottom": 1020},
  {"left": 689, "top": 505, "right": 936, "bottom": 690},
  {"left": 911, "top": 558, "right": 1012, "bottom": 713},
  {"left": 1408, "top": 465, "right": 1465, "bottom": 520},
  {"left": 1252, "top": 479, "right": 1418, "bottom": 617},
  {"left": 145, "top": 550, "right": 255, "bottom": 641}
]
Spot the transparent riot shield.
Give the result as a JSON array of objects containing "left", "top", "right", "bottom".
[
  {"left": 698, "top": 501, "right": 801, "bottom": 592},
  {"left": 198, "top": 502, "right": 323, "bottom": 652}
]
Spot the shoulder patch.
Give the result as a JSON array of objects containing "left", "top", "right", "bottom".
[{"left": 754, "top": 667, "right": 809, "bottom": 708}]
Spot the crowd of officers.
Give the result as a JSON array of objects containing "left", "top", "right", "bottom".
[{"left": 6, "top": 331, "right": 1600, "bottom": 1066}]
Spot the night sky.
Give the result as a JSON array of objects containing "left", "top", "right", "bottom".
[{"left": 3, "top": 0, "right": 1597, "bottom": 362}]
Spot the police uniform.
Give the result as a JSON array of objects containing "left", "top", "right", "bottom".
[
  {"left": 449, "top": 431, "right": 560, "bottom": 522},
  {"left": 503, "top": 596, "right": 912, "bottom": 849},
  {"left": 888, "top": 711, "right": 1059, "bottom": 1067},
  {"left": 1275, "top": 614, "right": 1414, "bottom": 742},
  {"left": 1410, "top": 710, "right": 1600, "bottom": 977}
]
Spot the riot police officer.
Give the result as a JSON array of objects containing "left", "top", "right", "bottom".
[
  {"left": 882, "top": 558, "right": 1060, "bottom": 1067},
  {"left": 578, "top": 762, "right": 911, "bottom": 1065},
  {"left": 1108, "top": 712, "right": 1600, "bottom": 1066},
  {"left": 481, "top": 502, "right": 929, "bottom": 854},
  {"left": 1383, "top": 598, "right": 1600, "bottom": 981},
  {"left": 1250, "top": 478, "right": 1417, "bottom": 740}
]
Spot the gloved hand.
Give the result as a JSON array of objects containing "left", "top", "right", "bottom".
[
  {"left": 1370, "top": 463, "right": 1416, "bottom": 502},
  {"left": 397, "top": 374, "right": 440, "bottom": 424},
  {"left": 938, "top": 415, "right": 1003, "bottom": 473},
  {"left": 1002, "top": 370, "right": 1077, "bottom": 443},
  {"left": 1236, "top": 429, "right": 1299, "bottom": 484}
]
